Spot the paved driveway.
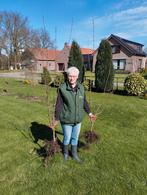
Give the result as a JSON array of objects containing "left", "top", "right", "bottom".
[
  {"left": 0, "top": 71, "right": 26, "bottom": 79},
  {"left": 0, "top": 71, "right": 41, "bottom": 81}
]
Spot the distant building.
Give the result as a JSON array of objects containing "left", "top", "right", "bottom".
[
  {"left": 22, "top": 48, "right": 60, "bottom": 72},
  {"left": 93, "top": 34, "right": 147, "bottom": 72},
  {"left": 81, "top": 48, "right": 94, "bottom": 71},
  {"left": 55, "top": 43, "right": 70, "bottom": 71},
  {"left": 22, "top": 44, "right": 94, "bottom": 72},
  {"left": 23, "top": 35, "right": 147, "bottom": 73}
]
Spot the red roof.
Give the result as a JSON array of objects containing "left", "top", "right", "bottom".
[
  {"left": 29, "top": 48, "right": 60, "bottom": 61},
  {"left": 64, "top": 43, "right": 94, "bottom": 55},
  {"left": 80, "top": 48, "right": 95, "bottom": 55}
]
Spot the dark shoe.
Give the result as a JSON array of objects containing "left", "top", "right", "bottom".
[
  {"left": 71, "top": 145, "right": 82, "bottom": 163},
  {"left": 63, "top": 154, "right": 68, "bottom": 161},
  {"left": 63, "top": 145, "right": 68, "bottom": 161}
]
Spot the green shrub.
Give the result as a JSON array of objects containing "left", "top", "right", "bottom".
[
  {"left": 83, "top": 79, "right": 94, "bottom": 91},
  {"left": 95, "top": 39, "right": 114, "bottom": 92},
  {"left": 144, "top": 92, "right": 147, "bottom": 99},
  {"left": 41, "top": 67, "right": 52, "bottom": 85},
  {"left": 53, "top": 73, "right": 64, "bottom": 87},
  {"left": 83, "top": 79, "right": 89, "bottom": 91},
  {"left": 68, "top": 40, "right": 85, "bottom": 83},
  {"left": 23, "top": 79, "right": 31, "bottom": 85},
  {"left": 144, "top": 74, "right": 147, "bottom": 80},
  {"left": 142, "top": 90, "right": 147, "bottom": 100},
  {"left": 124, "top": 73, "right": 146, "bottom": 96},
  {"left": 140, "top": 68, "right": 147, "bottom": 80}
]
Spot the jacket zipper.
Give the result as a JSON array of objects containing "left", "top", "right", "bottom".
[{"left": 75, "top": 91, "right": 77, "bottom": 124}]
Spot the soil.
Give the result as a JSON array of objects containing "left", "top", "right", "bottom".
[
  {"left": 84, "top": 130, "right": 99, "bottom": 144},
  {"left": 42, "top": 139, "right": 61, "bottom": 167}
]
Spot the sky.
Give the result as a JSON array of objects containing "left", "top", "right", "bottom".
[{"left": 1, "top": 0, "right": 147, "bottom": 50}]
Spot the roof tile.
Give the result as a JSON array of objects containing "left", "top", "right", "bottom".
[{"left": 29, "top": 48, "right": 61, "bottom": 60}]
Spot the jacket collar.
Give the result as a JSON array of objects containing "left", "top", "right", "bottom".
[{"left": 66, "top": 81, "right": 80, "bottom": 91}]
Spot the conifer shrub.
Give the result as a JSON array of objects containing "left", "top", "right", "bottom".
[
  {"left": 53, "top": 73, "right": 64, "bottom": 87},
  {"left": 68, "top": 40, "right": 85, "bottom": 83},
  {"left": 95, "top": 39, "right": 114, "bottom": 92},
  {"left": 41, "top": 67, "right": 52, "bottom": 85},
  {"left": 124, "top": 73, "right": 146, "bottom": 96}
]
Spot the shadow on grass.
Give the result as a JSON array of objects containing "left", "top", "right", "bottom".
[
  {"left": 30, "top": 122, "right": 63, "bottom": 158},
  {"left": 78, "top": 140, "right": 90, "bottom": 150},
  {"left": 30, "top": 122, "right": 53, "bottom": 143},
  {"left": 113, "top": 89, "right": 128, "bottom": 96}
]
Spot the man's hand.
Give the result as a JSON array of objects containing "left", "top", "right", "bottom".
[
  {"left": 89, "top": 113, "right": 97, "bottom": 122},
  {"left": 49, "top": 120, "right": 59, "bottom": 129}
]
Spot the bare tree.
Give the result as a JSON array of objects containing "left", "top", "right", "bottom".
[
  {"left": 39, "top": 28, "right": 54, "bottom": 49},
  {"left": 27, "top": 29, "right": 41, "bottom": 48},
  {"left": 0, "top": 11, "right": 55, "bottom": 70},
  {"left": 28, "top": 28, "right": 54, "bottom": 49},
  {"left": 0, "top": 11, "right": 29, "bottom": 69}
]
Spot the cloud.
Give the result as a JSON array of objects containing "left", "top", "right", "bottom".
[
  {"left": 107, "top": 6, "right": 147, "bottom": 38},
  {"left": 57, "top": 4, "right": 147, "bottom": 49},
  {"left": 72, "top": 5, "right": 147, "bottom": 48},
  {"left": 113, "top": 6, "right": 147, "bottom": 20},
  {"left": 112, "top": 0, "right": 147, "bottom": 11}
]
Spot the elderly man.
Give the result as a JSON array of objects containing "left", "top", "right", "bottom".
[{"left": 52, "top": 67, "right": 96, "bottom": 162}]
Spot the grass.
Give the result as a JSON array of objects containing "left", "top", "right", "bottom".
[
  {"left": 85, "top": 71, "right": 128, "bottom": 84},
  {"left": 0, "top": 78, "right": 147, "bottom": 195},
  {"left": 114, "top": 74, "right": 128, "bottom": 82}
]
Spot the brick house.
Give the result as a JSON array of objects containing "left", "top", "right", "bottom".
[
  {"left": 56, "top": 43, "right": 94, "bottom": 71},
  {"left": 23, "top": 45, "right": 94, "bottom": 72},
  {"left": 23, "top": 48, "right": 60, "bottom": 72},
  {"left": 93, "top": 34, "right": 147, "bottom": 72}
]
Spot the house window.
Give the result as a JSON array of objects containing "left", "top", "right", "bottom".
[
  {"left": 119, "top": 60, "right": 125, "bottom": 69},
  {"left": 113, "top": 60, "right": 118, "bottom": 69},
  {"left": 139, "top": 59, "right": 142, "bottom": 66},
  {"left": 58, "top": 63, "right": 65, "bottom": 71},
  {"left": 113, "top": 59, "right": 126, "bottom": 70},
  {"left": 111, "top": 45, "right": 120, "bottom": 54},
  {"left": 137, "top": 46, "right": 142, "bottom": 52},
  {"left": 138, "top": 59, "right": 142, "bottom": 70}
]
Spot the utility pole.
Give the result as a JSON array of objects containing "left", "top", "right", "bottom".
[
  {"left": 92, "top": 17, "right": 95, "bottom": 72},
  {"left": 54, "top": 27, "right": 57, "bottom": 71},
  {"left": 92, "top": 17, "right": 95, "bottom": 51},
  {"left": 68, "top": 18, "right": 74, "bottom": 45}
]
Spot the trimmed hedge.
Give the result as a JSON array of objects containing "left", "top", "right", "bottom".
[{"left": 124, "top": 73, "right": 146, "bottom": 96}]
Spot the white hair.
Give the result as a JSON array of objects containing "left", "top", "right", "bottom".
[{"left": 66, "top": 67, "right": 79, "bottom": 76}]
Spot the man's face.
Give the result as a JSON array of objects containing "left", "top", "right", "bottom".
[{"left": 67, "top": 73, "right": 78, "bottom": 85}]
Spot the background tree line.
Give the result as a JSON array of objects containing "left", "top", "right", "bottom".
[
  {"left": 0, "top": 11, "right": 114, "bottom": 93},
  {"left": 0, "top": 11, "right": 55, "bottom": 70}
]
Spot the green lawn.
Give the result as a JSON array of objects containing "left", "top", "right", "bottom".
[
  {"left": 0, "top": 78, "right": 147, "bottom": 195},
  {"left": 85, "top": 71, "right": 128, "bottom": 83}
]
